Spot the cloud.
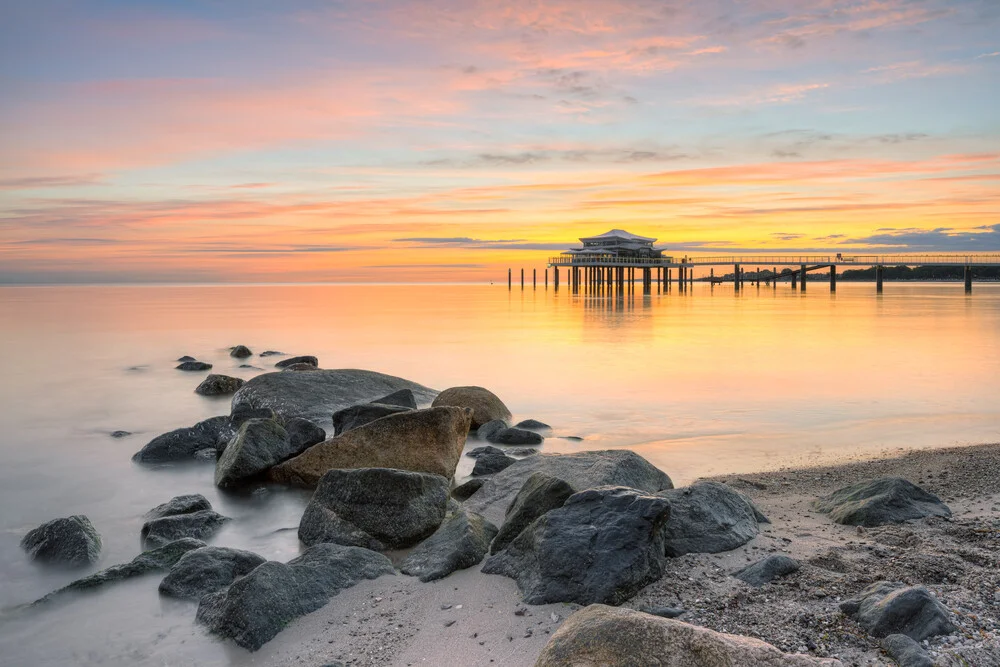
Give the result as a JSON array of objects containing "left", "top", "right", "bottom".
[
  {"left": 842, "top": 225, "right": 1000, "bottom": 250},
  {"left": 975, "top": 51, "right": 1000, "bottom": 59},
  {"left": 0, "top": 175, "right": 102, "bottom": 190},
  {"left": 393, "top": 237, "right": 567, "bottom": 251}
]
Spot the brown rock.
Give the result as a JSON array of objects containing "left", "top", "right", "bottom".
[
  {"left": 431, "top": 386, "right": 511, "bottom": 430},
  {"left": 268, "top": 406, "right": 471, "bottom": 487}
]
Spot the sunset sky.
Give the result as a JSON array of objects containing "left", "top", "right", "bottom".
[{"left": 1, "top": 0, "right": 998, "bottom": 283}]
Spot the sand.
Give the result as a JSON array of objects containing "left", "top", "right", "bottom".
[{"left": 235, "top": 442, "right": 1000, "bottom": 667}]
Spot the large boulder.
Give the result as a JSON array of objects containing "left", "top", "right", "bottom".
[
  {"left": 145, "top": 494, "right": 213, "bottom": 520},
  {"left": 215, "top": 419, "right": 290, "bottom": 489},
  {"left": 400, "top": 509, "right": 498, "bottom": 582},
  {"left": 332, "top": 402, "right": 412, "bottom": 435},
  {"left": 132, "top": 416, "right": 234, "bottom": 463},
  {"left": 141, "top": 510, "right": 229, "bottom": 549},
  {"left": 734, "top": 554, "right": 800, "bottom": 587},
  {"left": 840, "top": 581, "right": 955, "bottom": 640},
  {"left": 159, "top": 546, "right": 266, "bottom": 600},
  {"left": 274, "top": 355, "right": 318, "bottom": 368},
  {"left": 659, "top": 481, "right": 766, "bottom": 556},
  {"left": 33, "top": 538, "right": 206, "bottom": 605},
  {"left": 481, "top": 486, "right": 671, "bottom": 605},
  {"left": 491, "top": 472, "right": 575, "bottom": 555},
  {"left": 230, "top": 369, "right": 436, "bottom": 429},
  {"left": 21, "top": 515, "right": 102, "bottom": 567},
  {"left": 196, "top": 543, "right": 394, "bottom": 651},
  {"left": 269, "top": 407, "right": 471, "bottom": 487},
  {"left": 535, "top": 604, "right": 843, "bottom": 667},
  {"left": 195, "top": 374, "right": 245, "bottom": 396},
  {"left": 814, "top": 478, "right": 951, "bottom": 527},
  {"left": 472, "top": 447, "right": 516, "bottom": 476},
  {"left": 432, "top": 386, "right": 511, "bottom": 429},
  {"left": 298, "top": 468, "right": 450, "bottom": 550},
  {"left": 465, "top": 450, "right": 673, "bottom": 526}
]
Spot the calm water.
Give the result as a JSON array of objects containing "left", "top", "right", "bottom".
[{"left": 0, "top": 282, "right": 998, "bottom": 665}]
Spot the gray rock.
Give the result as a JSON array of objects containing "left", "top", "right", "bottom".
[
  {"left": 488, "top": 427, "right": 544, "bottom": 446},
  {"left": 259, "top": 350, "right": 284, "bottom": 357},
  {"left": 177, "top": 355, "right": 197, "bottom": 362},
  {"left": 735, "top": 554, "right": 800, "bottom": 586},
  {"left": 535, "top": 605, "right": 843, "bottom": 667},
  {"left": 229, "top": 345, "right": 252, "bottom": 359},
  {"left": 110, "top": 430, "right": 132, "bottom": 438},
  {"left": 21, "top": 515, "right": 102, "bottom": 566},
  {"left": 231, "top": 369, "right": 437, "bottom": 429},
  {"left": 33, "top": 539, "right": 206, "bottom": 605},
  {"left": 481, "top": 486, "right": 671, "bottom": 605},
  {"left": 882, "top": 634, "right": 934, "bottom": 667},
  {"left": 400, "top": 509, "right": 498, "bottom": 582},
  {"left": 432, "top": 386, "right": 511, "bottom": 430},
  {"left": 659, "top": 481, "right": 766, "bottom": 556},
  {"left": 491, "top": 472, "right": 575, "bottom": 555},
  {"left": 465, "top": 450, "right": 674, "bottom": 526},
  {"left": 229, "top": 404, "right": 276, "bottom": 428},
  {"left": 284, "top": 417, "right": 326, "bottom": 454},
  {"left": 515, "top": 419, "right": 551, "bottom": 431},
  {"left": 274, "top": 355, "right": 318, "bottom": 368},
  {"left": 451, "top": 477, "right": 487, "bottom": 501},
  {"left": 641, "top": 606, "right": 687, "bottom": 619},
  {"left": 282, "top": 363, "right": 320, "bottom": 371},
  {"left": 371, "top": 389, "right": 418, "bottom": 409},
  {"left": 477, "top": 419, "right": 508, "bottom": 441},
  {"left": 132, "top": 416, "right": 234, "bottom": 463},
  {"left": 299, "top": 468, "right": 450, "bottom": 550},
  {"left": 332, "top": 402, "right": 412, "bottom": 435},
  {"left": 840, "top": 581, "right": 956, "bottom": 640},
  {"left": 472, "top": 449, "right": 516, "bottom": 476},
  {"left": 177, "top": 361, "right": 213, "bottom": 371},
  {"left": 196, "top": 543, "right": 394, "bottom": 651},
  {"left": 215, "top": 419, "right": 290, "bottom": 489},
  {"left": 145, "top": 494, "right": 213, "bottom": 520},
  {"left": 195, "top": 374, "right": 245, "bottom": 396},
  {"left": 467, "top": 445, "right": 504, "bottom": 459},
  {"left": 159, "top": 546, "right": 266, "bottom": 600},
  {"left": 814, "top": 478, "right": 952, "bottom": 527},
  {"left": 141, "top": 510, "right": 230, "bottom": 549},
  {"left": 508, "top": 448, "right": 540, "bottom": 457}
]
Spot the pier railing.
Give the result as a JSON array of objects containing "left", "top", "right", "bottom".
[{"left": 548, "top": 254, "right": 1000, "bottom": 267}]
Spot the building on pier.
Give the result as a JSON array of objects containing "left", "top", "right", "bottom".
[{"left": 562, "top": 229, "right": 668, "bottom": 262}]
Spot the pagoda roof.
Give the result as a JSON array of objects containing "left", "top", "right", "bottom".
[{"left": 579, "top": 229, "right": 657, "bottom": 244}]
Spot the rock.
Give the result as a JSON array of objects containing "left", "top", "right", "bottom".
[
  {"left": 472, "top": 448, "right": 516, "bottom": 476},
  {"left": 371, "top": 389, "right": 418, "bottom": 408},
  {"left": 882, "top": 634, "right": 934, "bottom": 667},
  {"left": 177, "top": 361, "right": 213, "bottom": 371},
  {"left": 132, "top": 416, "right": 234, "bottom": 463},
  {"left": 659, "top": 481, "right": 766, "bottom": 556},
  {"left": 432, "top": 386, "right": 511, "bottom": 430},
  {"left": 230, "top": 368, "right": 437, "bottom": 429},
  {"left": 481, "top": 486, "right": 671, "bottom": 605},
  {"left": 284, "top": 417, "right": 326, "bottom": 453},
  {"left": 814, "top": 478, "right": 952, "bottom": 527},
  {"left": 491, "top": 472, "right": 575, "bottom": 555},
  {"left": 515, "top": 419, "right": 551, "bottom": 431},
  {"left": 230, "top": 404, "right": 276, "bottom": 428},
  {"left": 275, "top": 355, "right": 318, "bottom": 368},
  {"left": 641, "top": 606, "right": 686, "bottom": 619},
  {"left": 195, "top": 543, "right": 394, "bottom": 651},
  {"left": 159, "top": 546, "right": 266, "bottom": 600},
  {"left": 734, "top": 554, "right": 801, "bottom": 586},
  {"left": 465, "top": 450, "right": 674, "bottom": 526},
  {"left": 239, "top": 364, "right": 261, "bottom": 369},
  {"left": 840, "top": 581, "right": 955, "bottom": 640},
  {"left": 508, "top": 447, "right": 540, "bottom": 457},
  {"left": 215, "top": 419, "right": 292, "bottom": 488},
  {"left": 487, "top": 427, "right": 544, "bottom": 446},
  {"left": 298, "top": 468, "right": 450, "bottom": 550},
  {"left": 535, "top": 605, "right": 843, "bottom": 667},
  {"left": 177, "top": 355, "right": 197, "bottom": 362},
  {"left": 259, "top": 350, "right": 283, "bottom": 357},
  {"left": 282, "top": 363, "right": 320, "bottom": 371},
  {"left": 21, "top": 516, "right": 102, "bottom": 566},
  {"left": 467, "top": 445, "right": 505, "bottom": 459},
  {"left": 145, "top": 494, "right": 213, "bottom": 520},
  {"left": 400, "top": 509, "right": 498, "bottom": 582},
  {"left": 33, "top": 539, "right": 206, "bottom": 605},
  {"left": 109, "top": 430, "right": 132, "bottom": 438},
  {"left": 269, "top": 407, "right": 471, "bottom": 487},
  {"left": 477, "top": 419, "right": 508, "bottom": 441},
  {"left": 332, "top": 402, "right": 412, "bottom": 435},
  {"left": 195, "top": 374, "right": 245, "bottom": 396},
  {"left": 141, "top": 510, "right": 230, "bottom": 549},
  {"left": 452, "top": 477, "right": 487, "bottom": 501},
  {"left": 229, "top": 345, "right": 252, "bottom": 358}
]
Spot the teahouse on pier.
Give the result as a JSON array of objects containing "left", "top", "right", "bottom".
[{"left": 505, "top": 229, "right": 1000, "bottom": 294}]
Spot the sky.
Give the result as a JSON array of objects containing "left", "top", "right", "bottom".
[{"left": 1, "top": 0, "right": 999, "bottom": 283}]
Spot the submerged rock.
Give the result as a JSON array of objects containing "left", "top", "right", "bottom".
[
  {"left": 269, "top": 407, "right": 471, "bottom": 487},
  {"left": 840, "top": 581, "right": 955, "bottom": 640},
  {"left": 229, "top": 345, "right": 253, "bottom": 359},
  {"left": 535, "top": 605, "right": 843, "bottom": 667},
  {"left": 472, "top": 448, "right": 516, "bottom": 476},
  {"left": 145, "top": 494, "right": 213, "bottom": 520},
  {"left": 132, "top": 416, "right": 234, "bottom": 463},
  {"left": 214, "top": 418, "right": 290, "bottom": 489},
  {"left": 298, "top": 468, "right": 450, "bottom": 550},
  {"left": 177, "top": 355, "right": 197, "bottom": 362},
  {"left": 195, "top": 374, "right": 245, "bottom": 396},
  {"left": 109, "top": 430, "right": 132, "bottom": 438},
  {"left": 659, "top": 481, "right": 766, "bottom": 556},
  {"left": 487, "top": 426, "right": 544, "bottom": 446},
  {"left": 515, "top": 419, "right": 551, "bottom": 431},
  {"left": 196, "top": 543, "right": 394, "bottom": 651},
  {"left": 176, "top": 361, "right": 213, "bottom": 371},
  {"left": 259, "top": 350, "right": 284, "bottom": 357},
  {"left": 432, "top": 386, "right": 511, "bottom": 430},
  {"left": 491, "top": 472, "right": 575, "bottom": 555},
  {"left": 400, "top": 509, "right": 498, "bottom": 582},
  {"left": 814, "top": 477, "right": 951, "bottom": 527},
  {"left": 141, "top": 510, "right": 229, "bottom": 549},
  {"left": 734, "top": 554, "right": 800, "bottom": 587},
  {"left": 274, "top": 355, "right": 318, "bottom": 368},
  {"left": 477, "top": 419, "right": 508, "bottom": 442},
  {"left": 21, "top": 515, "right": 102, "bottom": 567},
  {"left": 159, "top": 546, "right": 266, "bottom": 600},
  {"left": 481, "top": 486, "right": 671, "bottom": 605},
  {"left": 332, "top": 402, "right": 412, "bottom": 435}
]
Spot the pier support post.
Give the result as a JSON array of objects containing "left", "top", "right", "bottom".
[
  {"left": 521, "top": 268, "right": 524, "bottom": 290},
  {"left": 545, "top": 269, "right": 548, "bottom": 289},
  {"left": 734, "top": 264, "right": 740, "bottom": 291},
  {"left": 554, "top": 268, "right": 559, "bottom": 290},
  {"left": 791, "top": 273, "right": 797, "bottom": 289},
  {"left": 533, "top": 269, "right": 537, "bottom": 289},
  {"left": 965, "top": 266, "right": 972, "bottom": 293},
  {"left": 800, "top": 264, "right": 807, "bottom": 292},
  {"left": 830, "top": 265, "right": 836, "bottom": 292},
  {"left": 773, "top": 267, "right": 777, "bottom": 289},
  {"left": 508, "top": 268, "right": 511, "bottom": 290},
  {"left": 876, "top": 266, "right": 883, "bottom": 293}
]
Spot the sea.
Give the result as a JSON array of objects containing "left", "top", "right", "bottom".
[{"left": 1, "top": 281, "right": 998, "bottom": 665}]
